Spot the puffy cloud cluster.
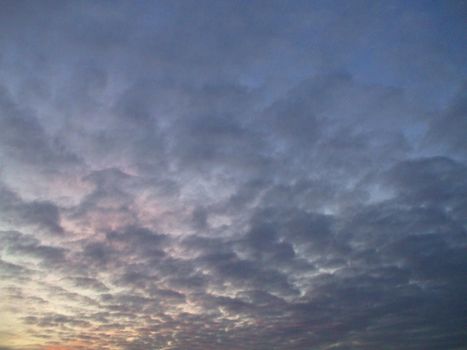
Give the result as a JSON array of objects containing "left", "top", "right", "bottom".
[{"left": 0, "top": 1, "right": 466, "bottom": 349}]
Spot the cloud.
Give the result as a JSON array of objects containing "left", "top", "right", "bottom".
[
  {"left": 0, "top": 86, "right": 80, "bottom": 172},
  {"left": 0, "top": 230, "right": 67, "bottom": 268},
  {"left": 0, "top": 1, "right": 466, "bottom": 350},
  {"left": 427, "top": 81, "right": 467, "bottom": 155},
  {"left": 0, "top": 184, "right": 64, "bottom": 235}
]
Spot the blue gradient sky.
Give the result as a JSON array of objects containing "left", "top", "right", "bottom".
[{"left": 0, "top": 1, "right": 466, "bottom": 349}]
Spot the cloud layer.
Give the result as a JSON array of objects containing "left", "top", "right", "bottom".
[{"left": 0, "top": 1, "right": 466, "bottom": 349}]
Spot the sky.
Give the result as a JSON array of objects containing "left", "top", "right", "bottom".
[{"left": 0, "top": 1, "right": 466, "bottom": 349}]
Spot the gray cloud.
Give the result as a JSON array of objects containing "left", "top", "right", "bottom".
[
  {"left": 0, "top": 1, "right": 466, "bottom": 350},
  {"left": 0, "top": 184, "right": 64, "bottom": 234},
  {"left": 427, "top": 81, "right": 467, "bottom": 155},
  {"left": 0, "top": 86, "right": 80, "bottom": 171}
]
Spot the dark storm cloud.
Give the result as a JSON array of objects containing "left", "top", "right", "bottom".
[{"left": 0, "top": 1, "right": 466, "bottom": 350}]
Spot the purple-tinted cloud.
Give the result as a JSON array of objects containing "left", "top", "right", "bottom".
[{"left": 0, "top": 1, "right": 466, "bottom": 350}]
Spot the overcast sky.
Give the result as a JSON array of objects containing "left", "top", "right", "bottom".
[{"left": 0, "top": 1, "right": 466, "bottom": 349}]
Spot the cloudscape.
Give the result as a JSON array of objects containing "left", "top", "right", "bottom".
[{"left": 0, "top": 1, "right": 466, "bottom": 349}]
